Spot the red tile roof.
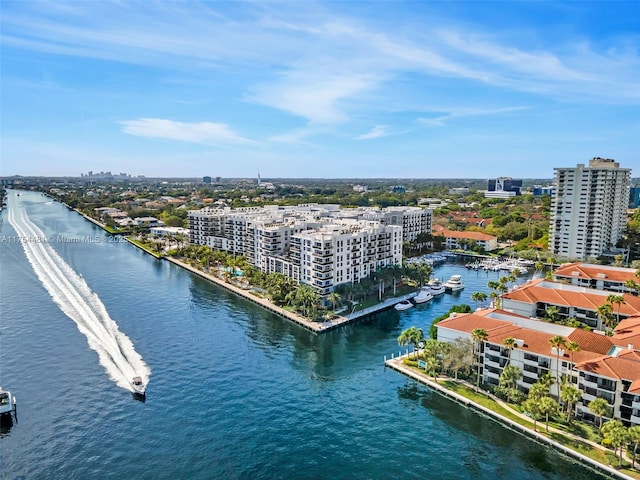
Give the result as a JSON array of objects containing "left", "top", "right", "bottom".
[
  {"left": 503, "top": 279, "right": 640, "bottom": 316},
  {"left": 575, "top": 350, "right": 640, "bottom": 389},
  {"left": 554, "top": 262, "right": 639, "bottom": 283},
  {"left": 434, "top": 227, "right": 496, "bottom": 242}
]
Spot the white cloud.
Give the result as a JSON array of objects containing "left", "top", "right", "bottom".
[
  {"left": 354, "top": 125, "right": 390, "bottom": 140},
  {"left": 418, "top": 106, "right": 530, "bottom": 127},
  {"left": 119, "top": 118, "right": 254, "bottom": 145}
]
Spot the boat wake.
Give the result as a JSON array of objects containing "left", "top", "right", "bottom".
[{"left": 7, "top": 194, "right": 150, "bottom": 393}]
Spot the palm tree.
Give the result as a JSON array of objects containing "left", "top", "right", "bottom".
[
  {"left": 539, "top": 396, "right": 559, "bottom": 433},
  {"left": 548, "top": 335, "right": 567, "bottom": 389},
  {"left": 499, "top": 365, "right": 522, "bottom": 403},
  {"left": 327, "top": 292, "right": 341, "bottom": 314},
  {"left": 543, "top": 305, "right": 560, "bottom": 323},
  {"left": 522, "top": 398, "right": 543, "bottom": 432},
  {"left": 471, "top": 292, "right": 487, "bottom": 310},
  {"left": 601, "top": 420, "right": 629, "bottom": 467},
  {"left": 398, "top": 326, "right": 425, "bottom": 359},
  {"left": 560, "top": 385, "right": 582, "bottom": 422},
  {"left": 624, "top": 279, "right": 639, "bottom": 295},
  {"left": 489, "top": 291, "right": 501, "bottom": 309},
  {"left": 471, "top": 328, "right": 488, "bottom": 389},
  {"left": 502, "top": 337, "right": 517, "bottom": 367},
  {"left": 595, "top": 303, "right": 615, "bottom": 332},
  {"left": 606, "top": 294, "right": 626, "bottom": 324},
  {"left": 628, "top": 425, "right": 640, "bottom": 469},
  {"left": 566, "top": 340, "right": 580, "bottom": 369},
  {"left": 589, "top": 397, "right": 610, "bottom": 432}
]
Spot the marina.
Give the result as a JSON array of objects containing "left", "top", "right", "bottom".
[{"left": 0, "top": 192, "right": 608, "bottom": 480}]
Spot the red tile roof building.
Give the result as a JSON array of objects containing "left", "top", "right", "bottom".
[{"left": 436, "top": 309, "right": 640, "bottom": 426}]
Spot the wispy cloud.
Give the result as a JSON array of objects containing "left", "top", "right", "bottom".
[
  {"left": 354, "top": 125, "right": 390, "bottom": 140},
  {"left": 119, "top": 118, "right": 254, "bottom": 145},
  {"left": 418, "top": 106, "right": 531, "bottom": 127}
]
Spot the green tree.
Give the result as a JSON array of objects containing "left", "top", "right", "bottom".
[
  {"left": 543, "top": 305, "right": 560, "bottom": 323},
  {"left": 589, "top": 397, "right": 611, "bottom": 432},
  {"left": 522, "top": 398, "right": 543, "bottom": 432},
  {"left": 560, "top": 385, "right": 582, "bottom": 422},
  {"left": 606, "top": 294, "right": 626, "bottom": 324},
  {"left": 441, "top": 337, "right": 474, "bottom": 380},
  {"left": 539, "top": 396, "right": 559, "bottom": 433},
  {"left": 596, "top": 303, "right": 615, "bottom": 332},
  {"left": 627, "top": 425, "right": 640, "bottom": 470},
  {"left": 548, "top": 335, "right": 567, "bottom": 394},
  {"left": 566, "top": 340, "right": 580, "bottom": 367},
  {"left": 502, "top": 337, "right": 517, "bottom": 367},
  {"left": 397, "top": 326, "right": 425, "bottom": 360},
  {"left": 601, "top": 420, "right": 629, "bottom": 467},
  {"left": 327, "top": 292, "right": 342, "bottom": 314},
  {"left": 471, "top": 328, "right": 488, "bottom": 389},
  {"left": 471, "top": 291, "right": 488, "bottom": 310},
  {"left": 499, "top": 365, "right": 522, "bottom": 403}
]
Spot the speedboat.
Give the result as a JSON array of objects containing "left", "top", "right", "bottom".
[
  {"left": 131, "top": 376, "right": 146, "bottom": 396},
  {"left": 428, "top": 279, "right": 446, "bottom": 296},
  {"left": 394, "top": 300, "right": 413, "bottom": 311},
  {"left": 413, "top": 286, "right": 433, "bottom": 304},
  {"left": 444, "top": 274, "right": 465, "bottom": 293},
  {"left": 0, "top": 388, "right": 16, "bottom": 418}
]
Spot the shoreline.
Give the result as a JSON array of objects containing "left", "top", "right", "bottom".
[
  {"left": 385, "top": 355, "right": 637, "bottom": 480},
  {"left": 165, "top": 257, "right": 417, "bottom": 334}
]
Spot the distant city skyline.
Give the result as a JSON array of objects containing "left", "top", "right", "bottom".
[{"left": 1, "top": 1, "right": 638, "bottom": 178}]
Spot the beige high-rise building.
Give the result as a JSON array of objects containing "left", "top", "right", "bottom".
[{"left": 549, "top": 158, "right": 631, "bottom": 260}]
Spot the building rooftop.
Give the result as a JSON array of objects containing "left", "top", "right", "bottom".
[
  {"left": 554, "top": 262, "right": 638, "bottom": 283},
  {"left": 503, "top": 279, "right": 640, "bottom": 316}
]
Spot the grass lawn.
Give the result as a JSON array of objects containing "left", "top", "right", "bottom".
[{"left": 407, "top": 368, "right": 640, "bottom": 479}]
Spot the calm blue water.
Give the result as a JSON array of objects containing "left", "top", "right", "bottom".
[{"left": 0, "top": 191, "right": 605, "bottom": 480}]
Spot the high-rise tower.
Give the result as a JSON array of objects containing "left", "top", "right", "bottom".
[{"left": 549, "top": 158, "right": 631, "bottom": 260}]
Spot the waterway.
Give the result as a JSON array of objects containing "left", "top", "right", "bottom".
[{"left": 0, "top": 191, "right": 606, "bottom": 479}]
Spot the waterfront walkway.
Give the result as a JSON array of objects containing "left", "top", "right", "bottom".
[
  {"left": 385, "top": 355, "right": 638, "bottom": 480},
  {"left": 166, "top": 257, "right": 416, "bottom": 333}
]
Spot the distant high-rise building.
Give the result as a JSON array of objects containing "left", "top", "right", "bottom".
[
  {"left": 549, "top": 157, "right": 631, "bottom": 260},
  {"left": 485, "top": 177, "right": 522, "bottom": 198},
  {"left": 630, "top": 185, "right": 640, "bottom": 209},
  {"left": 203, "top": 176, "right": 212, "bottom": 184}
]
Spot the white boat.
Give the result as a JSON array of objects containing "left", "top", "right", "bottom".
[
  {"left": 428, "top": 279, "right": 446, "bottom": 296},
  {"left": 413, "top": 287, "right": 433, "bottom": 304},
  {"left": 0, "top": 387, "right": 16, "bottom": 418},
  {"left": 394, "top": 300, "right": 413, "bottom": 311},
  {"left": 444, "top": 274, "right": 465, "bottom": 292},
  {"left": 131, "top": 376, "right": 146, "bottom": 396}
]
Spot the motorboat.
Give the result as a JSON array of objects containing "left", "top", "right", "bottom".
[
  {"left": 413, "top": 286, "right": 433, "bottom": 304},
  {"left": 0, "top": 388, "right": 16, "bottom": 418},
  {"left": 394, "top": 300, "right": 413, "bottom": 311},
  {"left": 131, "top": 376, "right": 146, "bottom": 396},
  {"left": 428, "top": 279, "right": 446, "bottom": 296},
  {"left": 444, "top": 274, "right": 465, "bottom": 293}
]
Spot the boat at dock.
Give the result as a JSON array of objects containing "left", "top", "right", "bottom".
[
  {"left": 394, "top": 300, "right": 413, "bottom": 311},
  {"left": 413, "top": 286, "right": 433, "bottom": 304},
  {"left": 428, "top": 279, "right": 446, "bottom": 296},
  {"left": 444, "top": 274, "right": 465, "bottom": 293},
  {"left": 0, "top": 388, "right": 16, "bottom": 419}
]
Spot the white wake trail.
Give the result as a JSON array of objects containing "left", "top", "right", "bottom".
[{"left": 7, "top": 194, "right": 151, "bottom": 392}]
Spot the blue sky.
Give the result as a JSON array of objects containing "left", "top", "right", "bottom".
[{"left": 1, "top": 1, "right": 638, "bottom": 179}]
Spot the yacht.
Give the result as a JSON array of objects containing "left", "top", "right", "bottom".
[
  {"left": 131, "top": 376, "right": 146, "bottom": 397},
  {"left": 413, "top": 286, "right": 433, "bottom": 304},
  {"left": 394, "top": 300, "right": 413, "bottom": 311},
  {"left": 428, "top": 279, "right": 446, "bottom": 296},
  {"left": 0, "top": 388, "right": 16, "bottom": 418},
  {"left": 444, "top": 275, "right": 465, "bottom": 293}
]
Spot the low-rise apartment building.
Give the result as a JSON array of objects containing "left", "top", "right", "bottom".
[
  {"left": 501, "top": 279, "right": 640, "bottom": 330},
  {"left": 433, "top": 227, "right": 498, "bottom": 252},
  {"left": 436, "top": 308, "right": 640, "bottom": 426},
  {"left": 553, "top": 262, "right": 639, "bottom": 295}
]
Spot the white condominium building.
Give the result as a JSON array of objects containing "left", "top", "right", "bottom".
[
  {"left": 549, "top": 158, "right": 631, "bottom": 260},
  {"left": 187, "top": 204, "right": 412, "bottom": 294}
]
